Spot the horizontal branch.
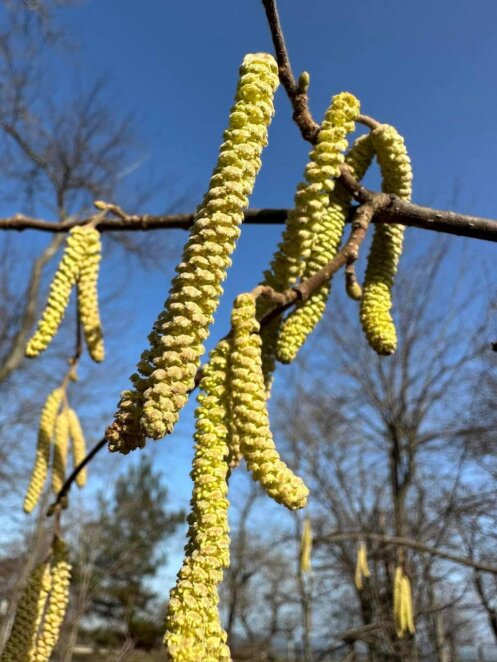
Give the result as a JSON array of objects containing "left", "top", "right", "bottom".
[
  {"left": 317, "top": 531, "right": 497, "bottom": 576},
  {"left": 1, "top": 199, "right": 497, "bottom": 241}
]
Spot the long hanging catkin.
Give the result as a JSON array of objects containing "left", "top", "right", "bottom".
[
  {"left": 77, "top": 227, "right": 105, "bottom": 362},
  {"left": 33, "top": 537, "right": 72, "bottom": 661},
  {"left": 393, "top": 565, "right": 415, "bottom": 638},
  {"left": 25, "top": 226, "right": 90, "bottom": 358},
  {"left": 24, "top": 387, "right": 63, "bottom": 513},
  {"left": 0, "top": 562, "right": 51, "bottom": 662},
  {"left": 354, "top": 541, "right": 370, "bottom": 590},
  {"left": 276, "top": 132, "right": 375, "bottom": 364},
  {"left": 106, "top": 53, "right": 279, "bottom": 453},
  {"left": 360, "top": 124, "right": 413, "bottom": 355},
  {"left": 258, "top": 93, "right": 359, "bottom": 382},
  {"left": 51, "top": 410, "right": 69, "bottom": 494},
  {"left": 164, "top": 341, "right": 231, "bottom": 662},
  {"left": 300, "top": 517, "right": 313, "bottom": 573},
  {"left": 67, "top": 408, "right": 87, "bottom": 487},
  {"left": 230, "top": 294, "right": 308, "bottom": 510}
]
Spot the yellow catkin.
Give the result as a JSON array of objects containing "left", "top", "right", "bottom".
[
  {"left": 33, "top": 537, "right": 72, "bottom": 661},
  {"left": 393, "top": 566, "right": 415, "bottom": 638},
  {"left": 51, "top": 410, "right": 69, "bottom": 494},
  {"left": 393, "top": 565, "right": 404, "bottom": 638},
  {"left": 230, "top": 294, "right": 309, "bottom": 510},
  {"left": 354, "top": 541, "right": 370, "bottom": 590},
  {"left": 67, "top": 408, "right": 87, "bottom": 488},
  {"left": 360, "top": 124, "right": 413, "bottom": 355},
  {"left": 164, "top": 342, "right": 231, "bottom": 662},
  {"left": 276, "top": 132, "right": 374, "bottom": 364},
  {"left": 77, "top": 227, "right": 104, "bottom": 362},
  {"left": 258, "top": 95, "right": 359, "bottom": 381},
  {"left": 0, "top": 562, "right": 51, "bottom": 662},
  {"left": 25, "top": 226, "right": 90, "bottom": 358},
  {"left": 24, "top": 388, "right": 63, "bottom": 514},
  {"left": 299, "top": 518, "right": 313, "bottom": 573},
  {"left": 106, "top": 53, "right": 279, "bottom": 453},
  {"left": 402, "top": 575, "right": 416, "bottom": 636}
]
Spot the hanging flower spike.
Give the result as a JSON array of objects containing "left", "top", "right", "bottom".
[
  {"left": 106, "top": 52, "right": 279, "bottom": 453},
  {"left": 360, "top": 124, "right": 413, "bottom": 355},
  {"left": 401, "top": 574, "right": 415, "bottom": 636},
  {"left": 258, "top": 92, "right": 360, "bottom": 384},
  {"left": 25, "top": 226, "right": 91, "bottom": 358},
  {"left": 24, "top": 387, "right": 63, "bottom": 513},
  {"left": 0, "top": 562, "right": 51, "bottom": 662},
  {"left": 67, "top": 408, "right": 87, "bottom": 487},
  {"left": 230, "top": 294, "right": 309, "bottom": 510},
  {"left": 77, "top": 227, "right": 105, "bottom": 362},
  {"left": 32, "top": 537, "right": 72, "bottom": 661},
  {"left": 354, "top": 540, "right": 370, "bottom": 590},
  {"left": 300, "top": 517, "right": 313, "bottom": 573},
  {"left": 51, "top": 410, "right": 69, "bottom": 494},
  {"left": 275, "top": 95, "right": 365, "bottom": 364},
  {"left": 165, "top": 341, "right": 231, "bottom": 662},
  {"left": 393, "top": 565, "right": 404, "bottom": 638}
]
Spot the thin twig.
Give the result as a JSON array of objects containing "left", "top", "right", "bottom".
[{"left": 316, "top": 531, "right": 497, "bottom": 576}]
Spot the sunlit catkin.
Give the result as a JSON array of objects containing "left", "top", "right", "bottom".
[
  {"left": 51, "top": 410, "right": 69, "bottom": 494},
  {"left": 0, "top": 562, "right": 51, "bottom": 662},
  {"left": 276, "top": 128, "right": 375, "bottom": 366},
  {"left": 24, "top": 388, "right": 63, "bottom": 513},
  {"left": 300, "top": 517, "right": 313, "bottom": 573},
  {"left": 259, "top": 94, "right": 361, "bottom": 378},
  {"left": 33, "top": 537, "right": 72, "bottom": 661},
  {"left": 77, "top": 227, "right": 104, "bottom": 362},
  {"left": 67, "top": 408, "right": 87, "bottom": 487},
  {"left": 25, "top": 226, "right": 89, "bottom": 358},
  {"left": 354, "top": 541, "right": 370, "bottom": 590},
  {"left": 360, "top": 124, "right": 412, "bottom": 355},
  {"left": 393, "top": 565, "right": 415, "bottom": 638},
  {"left": 165, "top": 341, "right": 231, "bottom": 662},
  {"left": 230, "top": 294, "right": 309, "bottom": 510},
  {"left": 107, "top": 53, "right": 279, "bottom": 452}
]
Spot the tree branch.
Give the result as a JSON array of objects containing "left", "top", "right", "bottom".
[
  {"left": 316, "top": 531, "right": 497, "bottom": 576},
  {"left": 0, "top": 199, "right": 496, "bottom": 241}
]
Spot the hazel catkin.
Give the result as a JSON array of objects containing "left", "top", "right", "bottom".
[
  {"left": 360, "top": 124, "right": 413, "bottom": 355},
  {"left": 164, "top": 341, "right": 231, "bottom": 662},
  {"left": 300, "top": 517, "right": 313, "bottom": 573},
  {"left": 107, "top": 53, "right": 279, "bottom": 453},
  {"left": 25, "top": 226, "right": 90, "bottom": 358},
  {"left": 0, "top": 562, "right": 51, "bottom": 662},
  {"left": 230, "top": 294, "right": 309, "bottom": 510},
  {"left": 24, "top": 388, "right": 63, "bottom": 514},
  {"left": 51, "top": 410, "right": 69, "bottom": 494},
  {"left": 276, "top": 132, "right": 374, "bottom": 364},
  {"left": 354, "top": 541, "right": 370, "bottom": 591},
  {"left": 33, "top": 537, "right": 72, "bottom": 661},
  {"left": 393, "top": 565, "right": 415, "bottom": 638},
  {"left": 67, "top": 408, "right": 87, "bottom": 487},
  {"left": 77, "top": 227, "right": 105, "bottom": 362}
]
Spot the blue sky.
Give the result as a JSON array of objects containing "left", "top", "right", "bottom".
[{"left": 4, "top": 0, "right": 497, "bottom": 592}]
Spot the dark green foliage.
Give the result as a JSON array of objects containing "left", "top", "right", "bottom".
[{"left": 76, "top": 456, "right": 184, "bottom": 648}]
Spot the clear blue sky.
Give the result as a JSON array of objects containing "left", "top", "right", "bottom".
[{"left": 7, "top": 1, "right": 497, "bottom": 584}]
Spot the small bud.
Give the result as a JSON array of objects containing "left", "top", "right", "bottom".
[{"left": 298, "top": 71, "right": 310, "bottom": 93}]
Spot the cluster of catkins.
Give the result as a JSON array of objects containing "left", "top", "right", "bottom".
[
  {"left": 393, "top": 565, "right": 416, "bottom": 638},
  {"left": 95, "top": 50, "right": 414, "bottom": 660},
  {"left": 25, "top": 224, "right": 104, "bottom": 362},
  {"left": 1, "top": 536, "right": 72, "bottom": 662},
  {"left": 23, "top": 385, "right": 87, "bottom": 514}
]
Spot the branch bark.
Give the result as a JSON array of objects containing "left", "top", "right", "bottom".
[{"left": 1, "top": 199, "right": 496, "bottom": 242}]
